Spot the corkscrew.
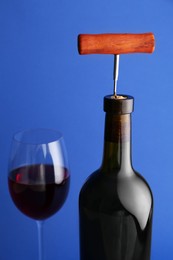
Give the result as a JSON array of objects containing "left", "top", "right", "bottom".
[{"left": 78, "top": 33, "right": 155, "bottom": 98}]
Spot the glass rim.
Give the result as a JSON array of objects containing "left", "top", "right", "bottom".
[{"left": 13, "top": 128, "right": 64, "bottom": 145}]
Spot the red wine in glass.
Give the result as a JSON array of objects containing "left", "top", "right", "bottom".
[{"left": 8, "top": 164, "right": 70, "bottom": 220}]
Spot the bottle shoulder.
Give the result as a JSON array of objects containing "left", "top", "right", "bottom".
[
  {"left": 79, "top": 168, "right": 153, "bottom": 230},
  {"left": 80, "top": 168, "right": 153, "bottom": 198}
]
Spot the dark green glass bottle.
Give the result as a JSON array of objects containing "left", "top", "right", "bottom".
[{"left": 79, "top": 95, "right": 153, "bottom": 260}]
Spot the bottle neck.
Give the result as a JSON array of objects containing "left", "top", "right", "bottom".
[{"left": 101, "top": 113, "right": 133, "bottom": 175}]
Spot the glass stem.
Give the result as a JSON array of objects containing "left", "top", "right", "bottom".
[{"left": 37, "top": 220, "right": 44, "bottom": 260}]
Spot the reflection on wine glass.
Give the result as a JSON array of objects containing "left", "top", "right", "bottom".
[{"left": 8, "top": 129, "right": 70, "bottom": 260}]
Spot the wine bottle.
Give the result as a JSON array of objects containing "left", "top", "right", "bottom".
[
  {"left": 78, "top": 33, "right": 155, "bottom": 260},
  {"left": 79, "top": 95, "right": 153, "bottom": 260}
]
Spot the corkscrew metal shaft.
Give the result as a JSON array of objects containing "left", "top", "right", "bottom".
[{"left": 113, "top": 55, "right": 119, "bottom": 96}]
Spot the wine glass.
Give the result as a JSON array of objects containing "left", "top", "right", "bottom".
[{"left": 8, "top": 128, "right": 70, "bottom": 260}]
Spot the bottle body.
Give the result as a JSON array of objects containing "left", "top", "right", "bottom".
[
  {"left": 79, "top": 168, "right": 153, "bottom": 260},
  {"left": 79, "top": 95, "right": 153, "bottom": 260}
]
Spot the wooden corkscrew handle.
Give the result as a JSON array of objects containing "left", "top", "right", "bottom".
[{"left": 78, "top": 33, "right": 155, "bottom": 55}]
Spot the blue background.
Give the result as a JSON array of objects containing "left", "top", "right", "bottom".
[{"left": 0, "top": 0, "right": 171, "bottom": 259}]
